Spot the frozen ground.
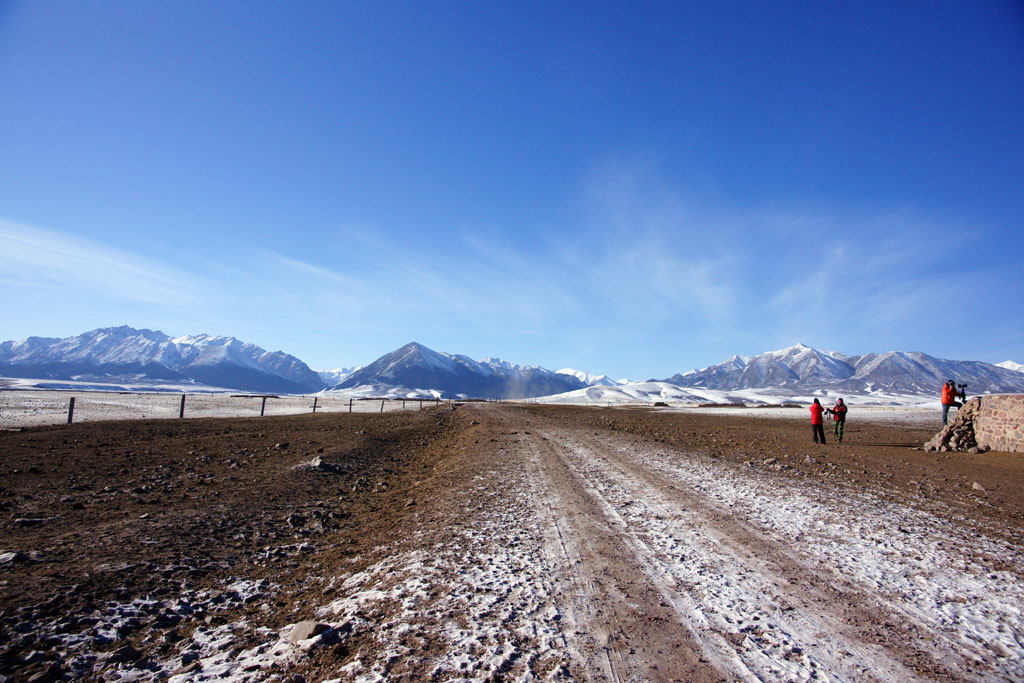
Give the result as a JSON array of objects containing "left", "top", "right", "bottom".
[
  {"left": 1, "top": 377, "right": 942, "bottom": 429},
  {"left": 143, "top": 407, "right": 1022, "bottom": 681},
  {"left": 0, "top": 383, "right": 448, "bottom": 428},
  {"left": 2, "top": 402, "right": 1020, "bottom": 681}
]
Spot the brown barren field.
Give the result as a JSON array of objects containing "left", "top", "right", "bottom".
[{"left": 1, "top": 404, "right": 1022, "bottom": 682}]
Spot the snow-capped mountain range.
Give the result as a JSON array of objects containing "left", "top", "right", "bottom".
[
  {"left": 331, "top": 342, "right": 587, "bottom": 399},
  {"left": 556, "top": 369, "right": 625, "bottom": 387},
  {"left": 2, "top": 328, "right": 1022, "bottom": 402},
  {"left": 660, "top": 343, "right": 1024, "bottom": 397},
  {"left": 316, "top": 367, "right": 360, "bottom": 387},
  {"left": 0, "top": 326, "right": 324, "bottom": 393}
]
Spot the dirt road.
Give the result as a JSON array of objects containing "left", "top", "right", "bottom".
[{"left": 2, "top": 403, "right": 1022, "bottom": 681}]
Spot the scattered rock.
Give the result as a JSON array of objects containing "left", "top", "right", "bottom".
[
  {"left": 0, "top": 551, "right": 30, "bottom": 565},
  {"left": 289, "top": 621, "right": 331, "bottom": 644},
  {"left": 105, "top": 643, "right": 143, "bottom": 664},
  {"left": 172, "top": 661, "right": 202, "bottom": 676},
  {"left": 972, "top": 482, "right": 987, "bottom": 492},
  {"left": 26, "top": 663, "right": 64, "bottom": 683}
]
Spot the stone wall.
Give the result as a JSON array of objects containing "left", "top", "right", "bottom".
[{"left": 925, "top": 394, "right": 1024, "bottom": 454}]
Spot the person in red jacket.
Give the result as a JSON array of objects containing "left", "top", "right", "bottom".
[
  {"left": 810, "top": 398, "right": 826, "bottom": 444},
  {"left": 826, "top": 398, "right": 848, "bottom": 443},
  {"left": 941, "top": 380, "right": 963, "bottom": 425}
]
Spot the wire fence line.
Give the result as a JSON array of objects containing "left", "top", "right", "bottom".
[{"left": 0, "top": 390, "right": 469, "bottom": 429}]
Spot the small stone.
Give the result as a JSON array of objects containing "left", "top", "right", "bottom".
[
  {"left": 289, "top": 621, "right": 331, "bottom": 644},
  {"left": 173, "top": 661, "right": 202, "bottom": 676},
  {"left": 0, "top": 551, "right": 30, "bottom": 565},
  {"left": 972, "top": 481, "right": 986, "bottom": 492},
  {"left": 14, "top": 518, "right": 44, "bottom": 527},
  {"left": 27, "top": 663, "right": 64, "bottom": 683},
  {"left": 106, "top": 643, "right": 142, "bottom": 664}
]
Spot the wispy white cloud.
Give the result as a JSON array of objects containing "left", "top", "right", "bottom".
[
  {"left": 565, "top": 160, "right": 741, "bottom": 322},
  {"left": 253, "top": 224, "right": 585, "bottom": 325},
  {"left": 0, "top": 219, "right": 205, "bottom": 304}
]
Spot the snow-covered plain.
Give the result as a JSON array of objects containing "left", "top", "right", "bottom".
[
  {"left": 1, "top": 377, "right": 943, "bottom": 429},
  {"left": 0, "top": 378, "right": 448, "bottom": 428},
  {"left": 525, "top": 380, "right": 937, "bottom": 407}
]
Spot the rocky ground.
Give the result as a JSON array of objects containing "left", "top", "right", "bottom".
[{"left": 1, "top": 403, "right": 1022, "bottom": 682}]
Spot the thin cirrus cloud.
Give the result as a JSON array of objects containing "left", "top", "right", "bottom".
[
  {"left": 260, "top": 227, "right": 585, "bottom": 323},
  {"left": 0, "top": 219, "right": 203, "bottom": 304}
]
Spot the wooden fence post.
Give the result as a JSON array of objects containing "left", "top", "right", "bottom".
[
  {"left": 349, "top": 398, "right": 353, "bottom": 413},
  {"left": 67, "top": 397, "right": 75, "bottom": 425},
  {"left": 312, "top": 396, "right": 319, "bottom": 413},
  {"left": 260, "top": 396, "right": 267, "bottom": 416},
  {"left": 380, "top": 399, "right": 385, "bottom": 413},
  {"left": 179, "top": 394, "right": 186, "bottom": 418}
]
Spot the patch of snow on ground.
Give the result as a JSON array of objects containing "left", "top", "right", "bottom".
[
  {"left": 575, "top": 433, "right": 1024, "bottom": 681},
  {"left": 315, "top": 482, "right": 575, "bottom": 681}
]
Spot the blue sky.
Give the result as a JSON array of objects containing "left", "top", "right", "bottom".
[{"left": 2, "top": 1, "right": 1022, "bottom": 379}]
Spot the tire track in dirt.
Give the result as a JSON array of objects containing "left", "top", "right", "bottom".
[
  {"left": 518, "top": 426, "right": 722, "bottom": 682},
  {"left": 544, "top": 426, "right": 935, "bottom": 681},
  {"left": 579, "top": 430, "right": 1024, "bottom": 681},
  {"left": 526, "top": 417, "right": 1023, "bottom": 682}
]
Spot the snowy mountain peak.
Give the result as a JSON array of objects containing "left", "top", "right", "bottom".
[
  {"left": 557, "top": 369, "right": 622, "bottom": 387},
  {"left": 332, "top": 342, "right": 585, "bottom": 399},
  {"left": 997, "top": 360, "right": 1024, "bottom": 373}
]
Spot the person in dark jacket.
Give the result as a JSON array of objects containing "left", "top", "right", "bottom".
[
  {"left": 810, "top": 398, "right": 826, "bottom": 444},
  {"left": 826, "top": 398, "right": 848, "bottom": 443}
]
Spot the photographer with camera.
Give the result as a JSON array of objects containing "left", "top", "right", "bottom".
[
  {"left": 826, "top": 397, "right": 848, "bottom": 443},
  {"left": 941, "top": 379, "right": 966, "bottom": 425}
]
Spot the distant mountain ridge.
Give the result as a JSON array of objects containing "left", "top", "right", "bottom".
[
  {"left": 0, "top": 326, "right": 325, "bottom": 393},
  {"left": 331, "top": 342, "right": 586, "bottom": 399},
  {"left": 3, "top": 328, "right": 1022, "bottom": 401},
  {"left": 556, "top": 368, "right": 624, "bottom": 387},
  {"left": 317, "top": 366, "right": 360, "bottom": 386},
  {"left": 662, "top": 343, "right": 1024, "bottom": 397}
]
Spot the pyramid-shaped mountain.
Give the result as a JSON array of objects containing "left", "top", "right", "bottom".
[{"left": 332, "top": 342, "right": 585, "bottom": 399}]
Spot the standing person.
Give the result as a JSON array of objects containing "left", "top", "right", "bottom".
[
  {"left": 810, "top": 398, "right": 826, "bottom": 444},
  {"left": 941, "top": 380, "right": 962, "bottom": 425},
  {"left": 827, "top": 398, "right": 848, "bottom": 443}
]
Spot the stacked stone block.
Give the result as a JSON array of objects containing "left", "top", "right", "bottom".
[
  {"left": 925, "top": 394, "right": 1024, "bottom": 454},
  {"left": 973, "top": 394, "right": 1024, "bottom": 453}
]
